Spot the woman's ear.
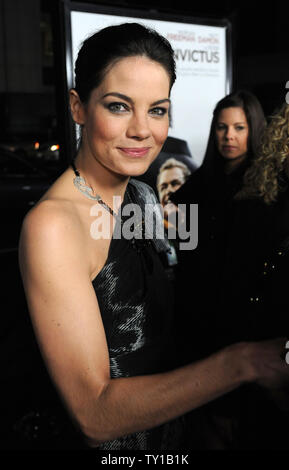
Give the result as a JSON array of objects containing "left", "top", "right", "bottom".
[{"left": 69, "top": 89, "right": 86, "bottom": 125}]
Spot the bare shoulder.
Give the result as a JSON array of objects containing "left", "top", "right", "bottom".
[
  {"left": 21, "top": 196, "right": 80, "bottom": 243},
  {"left": 22, "top": 197, "right": 78, "bottom": 237},
  {"left": 19, "top": 197, "right": 86, "bottom": 276},
  {"left": 20, "top": 166, "right": 89, "bottom": 245}
]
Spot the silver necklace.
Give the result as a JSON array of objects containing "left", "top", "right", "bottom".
[
  {"left": 71, "top": 161, "right": 117, "bottom": 217},
  {"left": 70, "top": 161, "right": 150, "bottom": 252}
]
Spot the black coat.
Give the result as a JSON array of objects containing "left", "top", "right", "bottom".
[{"left": 171, "top": 159, "right": 251, "bottom": 360}]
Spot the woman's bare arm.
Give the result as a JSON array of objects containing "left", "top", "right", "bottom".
[{"left": 19, "top": 201, "right": 288, "bottom": 446}]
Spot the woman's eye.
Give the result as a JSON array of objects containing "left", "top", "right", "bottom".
[
  {"left": 107, "top": 102, "right": 129, "bottom": 113},
  {"left": 236, "top": 126, "right": 245, "bottom": 131},
  {"left": 216, "top": 124, "right": 226, "bottom": 130},
  {"left": 150, "top": 107, "right": 168, "bottom": 117}
]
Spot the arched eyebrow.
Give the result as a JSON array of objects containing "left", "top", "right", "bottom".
[
  {"left": 101, "top": 92, "right": 171, "bottom": 106},
  {"left": 217, "top": 121, "right": 247, "bottom": 125}
]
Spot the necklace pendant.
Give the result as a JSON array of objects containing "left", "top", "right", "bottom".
[
  {"left": 71, "top": 167, "right": 117, "bottom": 216},
  {"left": 73, "top": 175, "right": 101, "bottom": 202}
]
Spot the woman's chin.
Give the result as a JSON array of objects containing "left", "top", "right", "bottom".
[
  {"left": 221, "top": 152, "right": 247, "bottom": 162},
  {"left": 122, "top": 162, "right": 153, "bottom": 178}
]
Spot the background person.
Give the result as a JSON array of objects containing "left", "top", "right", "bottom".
[
  {"left": 170, "top": 90, "right": 270, "bottom": 449},
  {"left": 18, "top": 26, "right": 288, "bottom": 451},
  {"left": 171, "top": 89, "right": 267, "bottom": 363}
]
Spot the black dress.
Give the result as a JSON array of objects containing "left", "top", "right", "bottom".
[
  {"left": 92, "top": 179, "right": 185, "bottom": 450},
  {"left": 4, "top": 179, "right": 185, "bottom": 451}
]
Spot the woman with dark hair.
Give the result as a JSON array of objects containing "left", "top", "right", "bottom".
[
  {"left": 173, "top": 89, "right": 266, "bottom": 211},
  {"left": 18, "top": 25, "right": 288, "bottom": 451},
  {"left": 171, "top": 90, "right": 267, "bottom": 361},
  {"left": 201, "top": 89, "right": 266, "bottom": 177}
]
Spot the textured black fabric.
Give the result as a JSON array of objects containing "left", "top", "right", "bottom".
[
  {"left": 92, "top": 179, "right": 185, "bottom": 450},
  {"left": 171, "top": 160, "right": 250, "bottom": 364}
]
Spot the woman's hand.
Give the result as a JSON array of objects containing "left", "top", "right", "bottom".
[{"left": 239, "top": 338, "right": 289, "bottom": 390}]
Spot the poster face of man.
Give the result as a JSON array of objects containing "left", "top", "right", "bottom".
[{"left": 157, "top": 166, "right": 186, "bottom": 208}]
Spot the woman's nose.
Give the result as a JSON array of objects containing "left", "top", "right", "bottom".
[
  {"left": 225, "top": 127, "right": 235, "bottom": 140},
  {"left": 127, "top": 113, "right": 151, "bottom": 139}
]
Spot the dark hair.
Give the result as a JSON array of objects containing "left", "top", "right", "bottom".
[
  {"left": 201, "top": 90, "right": 266, "bottom": 173},
  {"left": 74, "top": 23, "right": 176, "bottom": 103}
]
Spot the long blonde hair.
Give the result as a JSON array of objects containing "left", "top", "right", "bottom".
[{"left": 236, "top": 103, "right": 289, "bottom": 204}]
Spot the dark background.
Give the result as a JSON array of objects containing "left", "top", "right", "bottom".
[{"left": 0, "top": 0, "right": 289, "bottom": 451}]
